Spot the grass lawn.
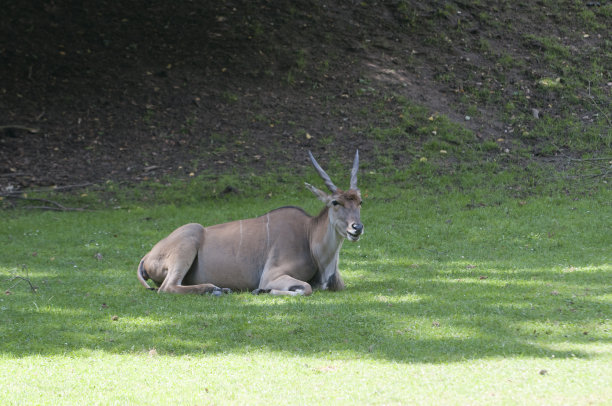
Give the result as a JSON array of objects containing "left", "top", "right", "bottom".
[{"left": 0, "top": 180, "right": 610, "bottom": 404}]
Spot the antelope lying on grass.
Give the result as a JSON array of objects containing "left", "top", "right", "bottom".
[{"left": 137, "top": 151, "right": 363, "bottom": 296}]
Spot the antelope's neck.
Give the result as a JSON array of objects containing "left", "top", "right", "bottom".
[{"left": 310, "top": 208, "right": 344, "bottom": 286}]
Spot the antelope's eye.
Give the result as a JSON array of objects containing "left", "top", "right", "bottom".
[{"left": 332, "top": 200, "right": 339, "bottom": 206}]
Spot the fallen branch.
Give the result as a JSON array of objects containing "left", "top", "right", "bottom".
[
  {"left": 586, "top": 82, "right": 611, "bottom": 127},
  {"left": 563, "top": 155, "right": 611, "bottom": 182},
  {"left": 0, "top": 125, "right": 40, "bottom": 134},
  {"left": 30, "top": 182, "right": 94, "bottom": 193},
  {"left": 0, "top": 172, "right": 26, "bottom": 177},
  {"left": 23, "top": 205, "right": 86, "bottom": 211},
  {"left": 0, "top": 182, "right": 94, "bottom": 195},
  {"left": 2, "top": 195, "right": 89, "bottom": 211},
  {"left": 567, "top": 157, "right": 611, "bottom": 162},
  {"left": 567, "top": 170, "right": 610, "bottom": 180}
]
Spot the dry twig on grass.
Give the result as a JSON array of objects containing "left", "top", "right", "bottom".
[{"left": 6, "top": 265, "right": 38, "bottom": 293}]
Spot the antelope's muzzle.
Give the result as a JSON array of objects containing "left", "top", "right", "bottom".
[{"left": 347, "top": 222, "right": 364, "bottom": 241}]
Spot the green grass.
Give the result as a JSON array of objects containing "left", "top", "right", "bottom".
[{"left": 1, "top": 180, "right": 610, "bottom": 404}]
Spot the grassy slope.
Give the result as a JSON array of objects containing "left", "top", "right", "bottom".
[{"left": 2, "top": 1, "right": 609, "bottom": 189}]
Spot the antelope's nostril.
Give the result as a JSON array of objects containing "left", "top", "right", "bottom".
[{"left": 352, "top": 223, "right": 364, "bottom": 233}]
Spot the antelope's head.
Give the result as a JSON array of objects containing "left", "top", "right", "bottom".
[{"left": 306, "top": 150, "right": 364, "bottom": 242}]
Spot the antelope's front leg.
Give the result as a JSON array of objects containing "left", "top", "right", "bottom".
[
  {"left": 253, "top": 275, "right": 313, "bottom": 296},
  {"left": 159, "top": 273, "right": 231, "bottom": 295}
]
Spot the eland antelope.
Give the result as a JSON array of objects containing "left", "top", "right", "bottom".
[{"left": 137, "top": 150, "right": 363, "bottom": 296}]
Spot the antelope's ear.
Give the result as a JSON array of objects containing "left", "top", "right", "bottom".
[{"left": 305, "top": 182, "right": 332, "bottom": 204}]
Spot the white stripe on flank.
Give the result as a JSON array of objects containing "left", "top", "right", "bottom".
[
  {"left": 238, "top": 220, "right": 243, "bottom": 257},
  {"left": 266, "top": 213, "right": 270, "bottom": 248}
]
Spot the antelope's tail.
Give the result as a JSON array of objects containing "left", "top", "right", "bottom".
[{"left": 137, "top": 258, "right": 156, "bottom": 290}]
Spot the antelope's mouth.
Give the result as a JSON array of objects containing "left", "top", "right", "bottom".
[{"left": 347, "top": 231, "right": 362, "bottom": 242}]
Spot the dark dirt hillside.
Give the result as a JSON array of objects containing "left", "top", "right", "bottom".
[{"left": 1, "top": 1, "right": 610, "bottom": 191}]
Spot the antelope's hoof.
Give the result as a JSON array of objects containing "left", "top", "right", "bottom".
[
  {"left": 212, "top": 287, "right": 232, "bottom": 296},
  {"left": 251, "top": 288, "right": 271, "bottom": 295}
]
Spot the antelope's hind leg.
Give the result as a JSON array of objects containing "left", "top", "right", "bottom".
[
  {"left": 154, "top": 229, "right": 231, "bottom": 295},
  {"left": 158, "top": 256, "right": 226, "bottom": 294}
]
